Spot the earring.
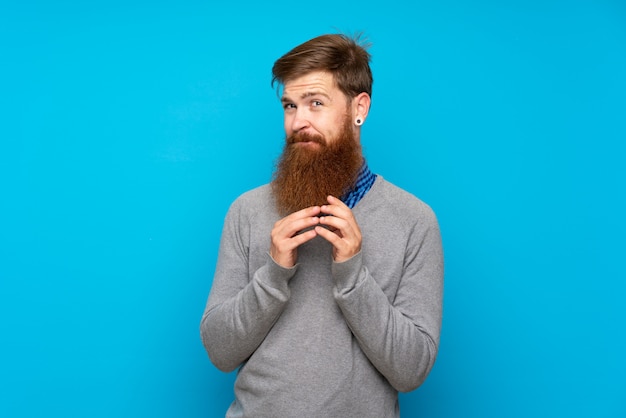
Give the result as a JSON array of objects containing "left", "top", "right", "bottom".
[{"left": 355, "top": 118, "right": 363, "bottom": 126}]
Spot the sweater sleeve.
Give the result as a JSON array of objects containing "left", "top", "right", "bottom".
[
  {"left": 200, "top": 199, "right": 296, "bottom": 372},
  {"left": 332, "top": 206, "right": 444, "bottom": 392}
]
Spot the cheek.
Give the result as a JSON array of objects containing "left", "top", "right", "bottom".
[
  {"left": 318, "top": 116, "right": 338, "bottom": 135},
  {"left": 283, "top": 117, "right": 293, "bottom": 135},
  {"left": 328, "top": 116, "right": 347, "bottom": 137}
]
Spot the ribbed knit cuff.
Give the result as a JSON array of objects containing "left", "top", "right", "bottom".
[
  {"left": 260, "top": 252, "right": 298, "bottom": 291},
  {"left": 332, "top": 251, "right": 364, "bottom": 296}
]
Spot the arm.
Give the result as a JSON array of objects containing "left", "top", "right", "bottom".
[
  {"left": 317, "top": 196, "right": 444, "bottom": 392},
  {"left": 200, "top": 256, "right": 295, "bottom": 372},
  {"left": 200, "top": 201, "right": 321, "bottom": 372}
]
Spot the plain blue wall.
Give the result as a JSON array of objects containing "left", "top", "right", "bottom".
[{"left": 2, "top": 1, "right": 625, "bottom": 417}]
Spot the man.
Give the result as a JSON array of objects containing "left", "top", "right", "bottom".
[{"left": 200, "top": 34, "right": 443, "bottom": 417}]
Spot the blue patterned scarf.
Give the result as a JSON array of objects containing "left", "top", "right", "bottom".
[{"left": 341, "top": 161, "right": 377, "bottom": 209}]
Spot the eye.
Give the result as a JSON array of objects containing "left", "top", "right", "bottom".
[
  {"left": 283, "top": 103, "right": 296, "bottom": 111},
  {"left": 311, "top": 100, "right": 323, "bottom": 107}
]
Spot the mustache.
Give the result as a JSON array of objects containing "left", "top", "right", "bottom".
[{"left": 287, "top": 131, "right": 325, "bottom": 146}]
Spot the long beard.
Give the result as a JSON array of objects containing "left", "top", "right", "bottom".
[{"left": 271, "top": 117, "right": 363, "bottom": 215}]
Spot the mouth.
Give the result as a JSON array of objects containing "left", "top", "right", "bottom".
[
  {"left": 288, "top": 132, "right": 325, "bottom": 147},
  {"left": 294, "top": 140, "right": 321, "bottom": 148}
]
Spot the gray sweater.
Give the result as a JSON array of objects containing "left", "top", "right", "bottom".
[{"left": 201, "top": 177, "right": 444, "bottom": 417}]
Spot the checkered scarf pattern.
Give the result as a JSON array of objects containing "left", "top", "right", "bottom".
[{"left": 341, "top": 161, "right": 377, "bottom": 209}]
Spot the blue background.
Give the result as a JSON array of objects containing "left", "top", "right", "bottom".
[{"left": 2, "top": 1, "right": 625, "bottom": 417}]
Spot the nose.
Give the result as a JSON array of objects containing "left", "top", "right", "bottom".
[{"left": 288, "top": 109, "right": 310, "bottom": 133}]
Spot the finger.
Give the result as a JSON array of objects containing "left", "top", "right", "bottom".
[
  {"left": 289, "top": 228, "right": 318, "bottom": 246},
  {"left": 276, "top": 206, "right": 321, "bottom": 230},
  {"left": 314, "top": 225, "right": 342, "bottom": 245},
  {"left": 274, "top": 206, "right": 321, "bottom": 236},
  {"left": 315, "top": 226, "right": 359, "bottom": 263},
  {"left": 270, "top": 222, "right": 318, "bottom": 267},
  {"left": 285, "top": 216, "right": 321, "bottom": 238},
  {"left": 318, "top": 215, "right": 348, "bottom": 235},
  {"left": 319, "top": 198, "right": 358, "bottom": 237},
  {"left": 320, "top": 196, "right": 351, "bottom": 219},
  {"left": 289, "top": 205, "right": 322, "bottom": 220},
  {"left": 326, "top": 195, "right": 348, "bottom": 208},
  {"left": 319, "top": 200, "right": 361, "bottom": 246},
  {"left": 274, "top": 227, "right": 318, "bottom": 252}
]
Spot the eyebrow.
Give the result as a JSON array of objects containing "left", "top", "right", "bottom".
[{"left": 281, "top": 91, "right": 332, "bottom": 103}]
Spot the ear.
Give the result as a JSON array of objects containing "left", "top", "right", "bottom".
[{"left": 352, "top": 92, "right": 371, "bottom": 125}]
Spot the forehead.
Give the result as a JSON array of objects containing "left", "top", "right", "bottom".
[{"left": 282, "top": 71, "right": 340, "bottom": 100}]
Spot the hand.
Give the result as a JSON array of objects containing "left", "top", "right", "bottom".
[
  {"left": 270, "top": 206, "right": 321, "bottom": 268},
  {"left": 315, "top": 196, "right": 362, "bottom": 263}
]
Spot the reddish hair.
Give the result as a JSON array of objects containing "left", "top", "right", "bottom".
[{"left": 271, "top": 33, "right": 373, "bottom": 100}]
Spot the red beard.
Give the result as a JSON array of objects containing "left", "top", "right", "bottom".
[{"left": 271, "top": 117, "right": 363, "bottom": 215}]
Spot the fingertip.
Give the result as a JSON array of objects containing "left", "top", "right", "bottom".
[
  {"left": 298, "top": 228, "right": 317, "bottom": 243},
  {"left": 314, "top": 226, "right": 325, "bottom": 236}
]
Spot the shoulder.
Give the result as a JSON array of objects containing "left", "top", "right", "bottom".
[
  {"left": 225, "top": 184, "right": 275, "bottom": 220},
  {"left": 358, "top": 176, "right": 440, "bottom": 237},
  {"left": 232, "top": 184, "right": 272, "bottom": 206},
  {"left": 370, "top": 177, "right": 437, "bottom": 219}
]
